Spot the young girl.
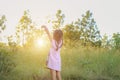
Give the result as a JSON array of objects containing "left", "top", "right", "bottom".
[{"left": 41, "top": 25, "right": 63, "bottom": 80}]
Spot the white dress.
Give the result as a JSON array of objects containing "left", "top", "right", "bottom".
[{"left": 47, "top": 39, "right": 62, "bottom": 71}]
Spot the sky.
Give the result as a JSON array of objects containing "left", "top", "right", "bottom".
[{"left": 0, "top": 0, "right": 120, "bottom": 41}]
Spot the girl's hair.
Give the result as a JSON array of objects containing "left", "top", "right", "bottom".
[{"left": 53, "top": 29, "right": 63, "bottom": 51}]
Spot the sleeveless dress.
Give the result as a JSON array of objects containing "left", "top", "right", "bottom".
[{"left": 47, "top": 39, "right": 62, "bottom": 71}]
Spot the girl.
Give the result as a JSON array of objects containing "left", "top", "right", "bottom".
[{"left": 41, "top": 25, "right": 63, "bottom": 80}]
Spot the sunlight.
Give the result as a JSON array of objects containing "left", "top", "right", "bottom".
[{"left": 37, "top": 39, "right": 44, "bottom": 47}]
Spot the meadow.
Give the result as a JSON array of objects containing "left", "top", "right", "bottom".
[{"left": 0, "top": 43, "right": 120, "bottom": 80}]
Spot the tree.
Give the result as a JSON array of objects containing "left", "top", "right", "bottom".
[
  {"left": 80, "top": 10, "right": 101, "bottom": 47},
  {"left": 16, "top": 10, "right": 32, "bottom": 46},
  {"left": 7, "top": 35, "right": 18, "bottom": 52},
  {"left": 63, "top": 22, "right": 81, "bottom": 47},
  {"left": 0, "top": 15, "right": 6, "bottom": 33},
  {"left": 112, "top": 32, "right": 120, "bottom": 49},
  {"left": 101, "top": 34, "right": 113, "bottom": 49},
  {"left": 15, "top": 10, "right": 43, "bottom": 47},
  {"left": 62, "top": 10, "right": 102, "bottom": 48},
  {"left": 49, "top": 10, "right": 65, "bottom": 29},
  {"left": 101, "top": 34, "right": 109, "bottom": 48}
]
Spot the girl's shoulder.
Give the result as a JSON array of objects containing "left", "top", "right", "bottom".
[
  {"left": 50, "top": 39, "right": 55, "bottom": 45},
  {"left": 51, "top": 39, "right": 55, "bottom": 43}
]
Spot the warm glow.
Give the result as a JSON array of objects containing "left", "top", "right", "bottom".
[{"left": 36, "top": 38, "right": 44, "bottom": 47}]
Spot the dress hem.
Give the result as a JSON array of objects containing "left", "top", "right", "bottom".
[{"left": 47, "top": 66, "right": 61, "bottom": 71}]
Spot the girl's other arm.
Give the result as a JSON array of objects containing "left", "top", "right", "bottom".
[{"left": 41, "top": 25, "right": 52, "bottom": 42}]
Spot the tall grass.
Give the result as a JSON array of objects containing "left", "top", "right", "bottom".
[
  {"left": 0, "top": 43, "right": 15, "bottom": 80},
  {"left": 0, "top": 44, "right": 120, "bottom": 80},
  {"left": 61, "top": 47, "right": 120, "bottom": 80}
]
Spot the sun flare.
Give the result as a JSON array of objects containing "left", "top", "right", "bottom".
[{"left": 36, "top": 39, "right": 44, "bottom": 47}]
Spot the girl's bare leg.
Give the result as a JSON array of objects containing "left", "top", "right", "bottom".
[
  {"left": 50, "top": 69, "right": 56, "bottom": 80},
  {"left": 56, "top": 71, "right": 62, "bottom": 80}
]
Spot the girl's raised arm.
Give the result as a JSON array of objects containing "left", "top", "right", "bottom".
[{"left": 41, "top": 25, "right": 52, "bottom": 42}]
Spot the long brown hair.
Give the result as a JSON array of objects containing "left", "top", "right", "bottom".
[{"left": 53, "top": 29, "right": 63, "bottom": 51}]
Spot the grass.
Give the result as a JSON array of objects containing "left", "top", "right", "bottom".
[{"left": 0, "top": 44, "right": 120, "bottom": 80}]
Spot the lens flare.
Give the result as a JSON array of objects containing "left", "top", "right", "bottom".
[{"left": 36, "top": 39, "right": 44, "bottom": 47}]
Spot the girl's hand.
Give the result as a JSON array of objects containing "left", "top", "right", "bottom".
[
  {"left": 41, "top": 25, "right": 52, "bottom": 42},
  {"left": 41, "top": 25, "right": 46, "bottom": 28},
  {"left": 41, "top": 25, "right": 48, "bottom": 31}
]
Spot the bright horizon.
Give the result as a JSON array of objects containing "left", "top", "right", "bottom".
[{"left": 0, "top": 0, "right": 120, "bottom": 42}]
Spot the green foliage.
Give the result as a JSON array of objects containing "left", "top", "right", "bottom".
[
  {"left": 102, "top": 34, "right": 109, "bottom": 48},
  {"left": 101, "top": 34, "right": 113, "bottom": 49},
  {"left": 0, "top": 42, "right": 120, "bottom": 80},
  {"left": 0, "top": 15, "right": 6, "bottom": 33},
  {"left": 15, "top": 10, "right": 43, "bottom": 47},
  {"left": 7, "top": 35, "right": 17, "bottom": 47},
  {"left": 101, "top": 33, "right": 120, "bottom": 50},
  {"left": 8, "top": 45, "right": 50, "bottom": 80},
  {"left": 15, "top": 47, "right": 120, "bottom": 80},
  {"left": 80, "top": 10, "right": 101, "bottom": 46},
  {"left": 49, "top": 10, "right": 65, "bottom": 29},
  {"left": 16, "top": 10, "right": 32, "bottom": 45},
  {"left": 112, "top": 32, "right": 120, "bottom": 49},
  {"left": 63, "top": 23, "right": 81, "bottom": 47},
  {"left": 63, "top": 10, "right": 101, "bottom": 47},
  {"left": 0, "top": 44, "right": 15, "bottom": 80},
  {"left": 61, "top": 47, "right": 120, "bottom": 80}
]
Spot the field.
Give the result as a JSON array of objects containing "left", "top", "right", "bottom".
[{"left": 0, "top": 44, "right": 120, "bottom": 80}]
